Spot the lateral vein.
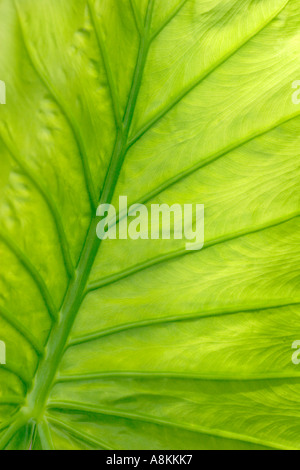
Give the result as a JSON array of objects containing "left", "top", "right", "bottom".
[
  {"left": 0, "top": 135, "right": 75, "bottom": 280},
  {"left": 128, "top": 0, "right": 290, "bottom": 149},
  {"left": 0, "top": 230, "right": 57, "bottom": 322},
  {"left": 86, "top": 211, "right": 300, "bottom": 292},
  {"left": 46, "top": 401, "right": 294, "bottom": 450},
  {"left": 87, "top": 1, "right": 122, "bottom": 129},
  {"left": 15, "top": 2, "right": 98, "bottom": 211},
  {"left": 0, "top": 305, "right": 43, "bottom": 356}
]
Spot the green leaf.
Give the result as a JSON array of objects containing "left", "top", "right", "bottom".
[{"left": 0, "top": 0, "right": 300, "bottom": 450}]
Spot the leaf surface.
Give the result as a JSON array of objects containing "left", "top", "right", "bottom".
[{"left": 0, "top": 0, "right": 300, "bottom": 450}]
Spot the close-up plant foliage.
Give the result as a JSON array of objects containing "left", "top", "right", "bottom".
[{"left": 0, "top": 0, "right": 300, "bottom": 450}]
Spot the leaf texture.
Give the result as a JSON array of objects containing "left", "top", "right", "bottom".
[{"left": 0, "top": 0, "right": 300, "bottom": 450}]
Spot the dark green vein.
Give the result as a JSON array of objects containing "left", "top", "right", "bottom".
[
  {"left": 15, "top": 1, "right": 98, "bottom": 210},
  {"left": 55, "top": 370, "right": 300, "bottom": 384},
  {"left": 46, "top": 415, "right": 112, "bottom": 450},
  {"left": 67, "top": 300, "right": 300, "bottom": 348},
  {"left": 36, "top": 419, "right": 54, "bottom": 450},
  {"left": 0, "top": 365, "right": 29, "bottom": 390},
  {"left": 46, "top": 401, "right": 291, "bottom": 450},
  {"left": 122, "top": 0, "right": 155, "bottom": 144},
  {"left": 0, "top": 135, "right": 74, "bottom": 279},
  {"left": 0, "top": 414, "right": 28, "bottom": 449},
  {"left": 129, "top": 0, "right": 142, "bottom": 35},
  {"left": 150, "top": 0, "right": 189, "bottom": 42},
  {"left": 0, "top": 306, "right": 43, "bottom": 356},
  {"left": 0, "top": 231, "right": 57, "bottom": 321},
  {"left": 0, "top": 418, "right": 15, "bottom": 433},
  {"left": 0, "top": 397, "right": 24, "bottom": 406},
  {"left": 127, "top": 0, "right": 289, "bottom": 149},
  {"left": 87, "top": 1, "right": 122, "bottom": 129}
]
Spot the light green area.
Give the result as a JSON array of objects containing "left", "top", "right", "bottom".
[{"left": 0, "top": 0, "right": 299, "bottom": 450}]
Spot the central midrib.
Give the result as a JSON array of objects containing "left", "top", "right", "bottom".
[{"left": 0, "top": 0, "right": 155, "bottom": 448}]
